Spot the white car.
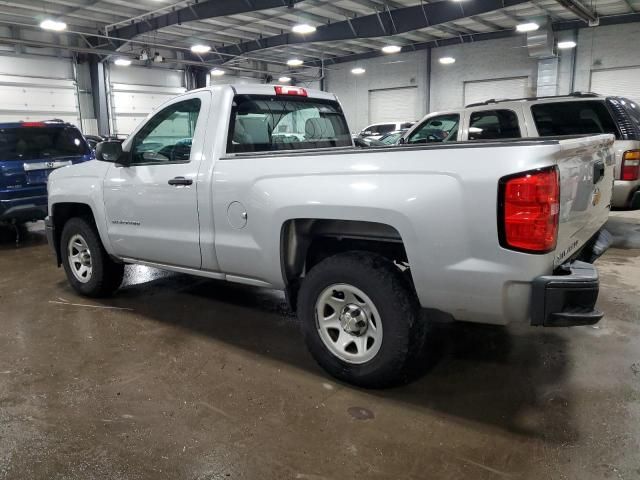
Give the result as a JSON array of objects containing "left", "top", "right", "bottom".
[
  {"left": 359, "top": 121, "right": 415, "bottom": 140},
  {"left": 402, "top": 93, "right": 640, "bottom": 209},
  {"left": 46, "top": 85, "right": 614, "bottom": 387}
]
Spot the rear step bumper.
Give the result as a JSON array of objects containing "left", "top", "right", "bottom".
[{"left": 531, "top": 229, "right": 612, "bottom": 327}]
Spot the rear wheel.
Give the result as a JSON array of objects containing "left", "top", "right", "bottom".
[
  {"left": 298, "top": 251, "right": 425, "bottom": 388},
  {"left": 61, "top": 217, "right": 124, "bottom": 297}
]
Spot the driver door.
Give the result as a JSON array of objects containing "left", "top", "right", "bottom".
[{"left": 103, "top": 91, "right": 210, "bottom": 268}]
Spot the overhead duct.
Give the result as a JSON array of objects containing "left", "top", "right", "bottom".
[
  {"left": 555, "top": 0, "right": 599, "bottom": 26},
  {"left": 527, "top": 19, "right": 554, "bottom": 58}
]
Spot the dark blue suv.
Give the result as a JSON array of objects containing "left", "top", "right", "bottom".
[{"left": 0, "top": 121, "right": 93, "bottom": 227}]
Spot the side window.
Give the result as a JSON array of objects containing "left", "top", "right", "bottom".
[
  {"left": 468, "top": 110, "right": 521, "bottom": 140},
  {"left": 377, "top": 124, "right": 396, "bottom": 135},
  {"left": 131, "top": 98, "right": 201, "bottom": 165},
  {"left": 407, "top": 114, "right": 460, "bottom": 144},
  {"left": 401, "top": 122, "right": 415, "bottom": 129},
  {"left": 531, "top": 101, "right": 618, "bottom": 137}
]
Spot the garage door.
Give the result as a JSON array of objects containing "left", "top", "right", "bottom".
[
  {"left": 108, "top": 66, "right": 186, "bottom": 136},
  {"left": 590, "top": 67, "right": 640, "bottom": 104},
  {"left": 464, "top": 77, "right": 529, "bottom": 106},
  {"left": 0, "top": 60, "right": 79, "bottom": 127},
  {"left": 369, "top": 87, "right": 418, "bottom": 124}
]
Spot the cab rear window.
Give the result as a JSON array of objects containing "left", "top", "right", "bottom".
[
  {"left": 227, "top": 95, "right": 352, "bottom": 153},
  {"left": 0, "top": 125, "right": 90, "bottom": 161},
  {"left": 531, "top": 101, "right": 619, "bottom": 138}
]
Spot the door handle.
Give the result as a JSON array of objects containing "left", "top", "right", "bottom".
[
  {"left": 593, "top": 161, "right": 605, "bottom": 184},
  {"left": 168, "top": 176, "right": 193, "bottom": 186}
]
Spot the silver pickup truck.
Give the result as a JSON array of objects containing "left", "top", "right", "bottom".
[{"left": 46, "top": 84, "right": 614, "bottom": 387}]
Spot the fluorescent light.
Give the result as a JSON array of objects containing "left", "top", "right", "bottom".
[
  {"left": 278, "top": 76, "right": 292, "bottom": 83},
  {"left": 382, "top": 45, "right": 402, "bottom": 54},
  {"left": 516, "top": 22, "right": 539, "bottom": 32},
  {"left": 439, "top": 56, "right": 456, "bottom": 65},
  {"left": 351, "top": 67, "right": 366, "bottom": 75},
  {"left": 558, "top": 40, "right": 577, "bottom": 49},
  {"left": 287, "top": 58, "right": 304, "bottom": 67},
  {"left": 114, "top": 58, "right": 132, "bottom": 66},
  {"left": 210, "top": 68, "right": 225, "bottom": 76},
  {"left": 40, "top": 19, "right": 67, "bottom": 31},
  {"left": 191, "top": 44, "right": 211, "bottom": 54},
  {"left": 292, "top": 24, "right": 316, "bottom": 34}
]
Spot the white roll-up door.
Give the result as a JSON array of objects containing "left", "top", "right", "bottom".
[
  {"left": 464, "top": 77, "right": 529, "bottom": 106},
  {"left": 0, "top": 57, "right": 79, "bottom": 127},
  {"left": 108, "top": 66, "right": 186, "bottom": 136},
  {"left": 369, "top": 87, "right": 418, "bottom": 124},
  {"left": 590, "top": 67, "right": 640, "bottom": 104}
]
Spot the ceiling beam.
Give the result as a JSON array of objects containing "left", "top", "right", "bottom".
[
  {"left": 213, "top": 0, "right": 532, "bottom": 60},
  {"left": 554, "top": 0, "right": 598, "bottom": 24},
  {"left": 108, "top": 0, "right": 306, "bottom": 40},
  {"left": 307, "top": 12, "right": 640, "bottom": 67}
]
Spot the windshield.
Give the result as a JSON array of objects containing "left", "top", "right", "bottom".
[
  {"left": 0, "top": 125, "right": 90, "bottom": 161},
  {"left": 227, "top": 95, "right": 352, "bottom": 153}
]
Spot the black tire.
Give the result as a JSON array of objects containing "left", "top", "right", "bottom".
[
  {"left": 60, "top": 217, "right": 124, "bottom": 297},
  {"left": 297, "top": 251, "right": 425, "bottom": 388}
]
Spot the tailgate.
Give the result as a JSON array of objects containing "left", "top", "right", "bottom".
[{"left": 554, "top": 134, "right": 615, "bottom": 266}]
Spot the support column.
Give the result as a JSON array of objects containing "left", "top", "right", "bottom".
[{"left": 89, "top": 59, "right": 110, "bottom": 137}]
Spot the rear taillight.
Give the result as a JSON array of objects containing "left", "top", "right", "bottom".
[
  {"left": 621, "top": 150, "right": 640, "bottom": 181},
  {"left": 499, "top": 167, "right": 560, "bottom": 253}
]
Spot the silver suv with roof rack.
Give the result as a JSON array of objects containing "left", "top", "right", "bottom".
[{"left": 402, "top": 93, "right": 640, "bottom": 209}]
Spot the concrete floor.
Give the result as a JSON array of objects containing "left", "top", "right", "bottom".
[{"left": 1, "top": 213, "right": 639, "bottom": 480}]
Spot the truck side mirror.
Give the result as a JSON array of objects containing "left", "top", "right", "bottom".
[
  {"left": 96, "top": 141, "right": 129, "bottom": 165},
  {"left": 398, "top": 137, "right": 406, "bottom": 145}
]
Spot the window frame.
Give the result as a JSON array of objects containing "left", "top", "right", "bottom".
[
  {"left": 466, "top": 108, "right": 522, "bottom": 141},
  {"left": 225, "top": 94, "right": 352, "bottom": 154},
  {"left": 529, "top": 100, "right": 619, "bottom": 139},
  {"left": 128, "top": 98, "right": 203, "bottom": 167},
  {"left": 406, "top": 113, "right": 461, "bottom": 145}
]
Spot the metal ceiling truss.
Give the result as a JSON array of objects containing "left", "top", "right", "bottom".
[
  {"left": 107, "top": 0, "right": 306, "bottom": 41},
  {"left": 211, "top": 0, "right": 533, "bottom": 60}
]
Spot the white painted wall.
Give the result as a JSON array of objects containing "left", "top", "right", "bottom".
[
  {"left": 325, "top": 51, "right": 428, "bottom": 132},
  {"left": 430, "top": 36, "right": 538, "bottom": 111},
  {"left": 574, "top": 22, "right": 640, "bottom": 94}
]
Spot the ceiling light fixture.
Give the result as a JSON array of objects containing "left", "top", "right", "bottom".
[
  {"left": 114, "top": 58, "right": 132, "bottom": 66},
  {"left": 439, "top": 56, "right": 456, "bottom": 65},
  {"left": 292, "top": 24, "right": 316, "bottom": 34},
  {"left": 211, "top": 68, "right": 225, "bottom": 76},
  {"left": 351, "top": 67, "right": 366, "bottom": 75},
  {"left": 287, "top": 58, "right": 304, "bottom": 67},
  {"left": 557, "top": 40, "right": 577, "bottom": 49},
  {"left": 278, "top": 76, "right": 292, "bottom": 83},
  {"left": 516, "top": 22, "right": 539, "bottom": 32},
  {"left": 382, "top": 45, "right": 402, "bottom": 54},
  {"left": 190, "top": 44, "right": 211, "bottom": 54},
  {"left": 40, "top": 19, "right": 67, "bottom": 31}
]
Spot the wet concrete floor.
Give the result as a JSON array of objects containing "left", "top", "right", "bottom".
[{"left": 0, "top": 212, "right": 639, "bottom": 479}]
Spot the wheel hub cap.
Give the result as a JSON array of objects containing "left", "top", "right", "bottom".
[
  {"left": 315, "top": 283, "right": 383, "bottom": 365},
  {"left": 68, "top": 234, "right": 93, "bottom": 284},
  {"left": 340, "top": 304, "right": 368, "bottom": 336}
]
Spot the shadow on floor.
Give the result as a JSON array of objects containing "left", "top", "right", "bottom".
[
  {"left": 0, "top": 222, "right": 47, "bottom": 250},
  {"left": 86, "top": 268, "right": 575, "bottom": 444}
]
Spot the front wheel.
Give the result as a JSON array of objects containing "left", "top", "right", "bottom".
[
  {"left": 297, "top": 251, "right": 425, "bottom": 388},
  {"left": 60, "top": 217, "right": 124, "bottom": 297}
]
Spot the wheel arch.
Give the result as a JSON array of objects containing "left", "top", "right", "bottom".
[
  {"left": 50, "top": 202, "right": 99, "bottom": 266},
  {"left": 280, "top": 218, "right": 413, "bottom": 309}
]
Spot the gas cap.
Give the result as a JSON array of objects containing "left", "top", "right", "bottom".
[{"left": 227, "top": 201, "right": 248, "bottom": 229}]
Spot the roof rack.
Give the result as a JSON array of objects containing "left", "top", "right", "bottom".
[{"left": 465, "top": 92, "right": 601, "bottom": 108}]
